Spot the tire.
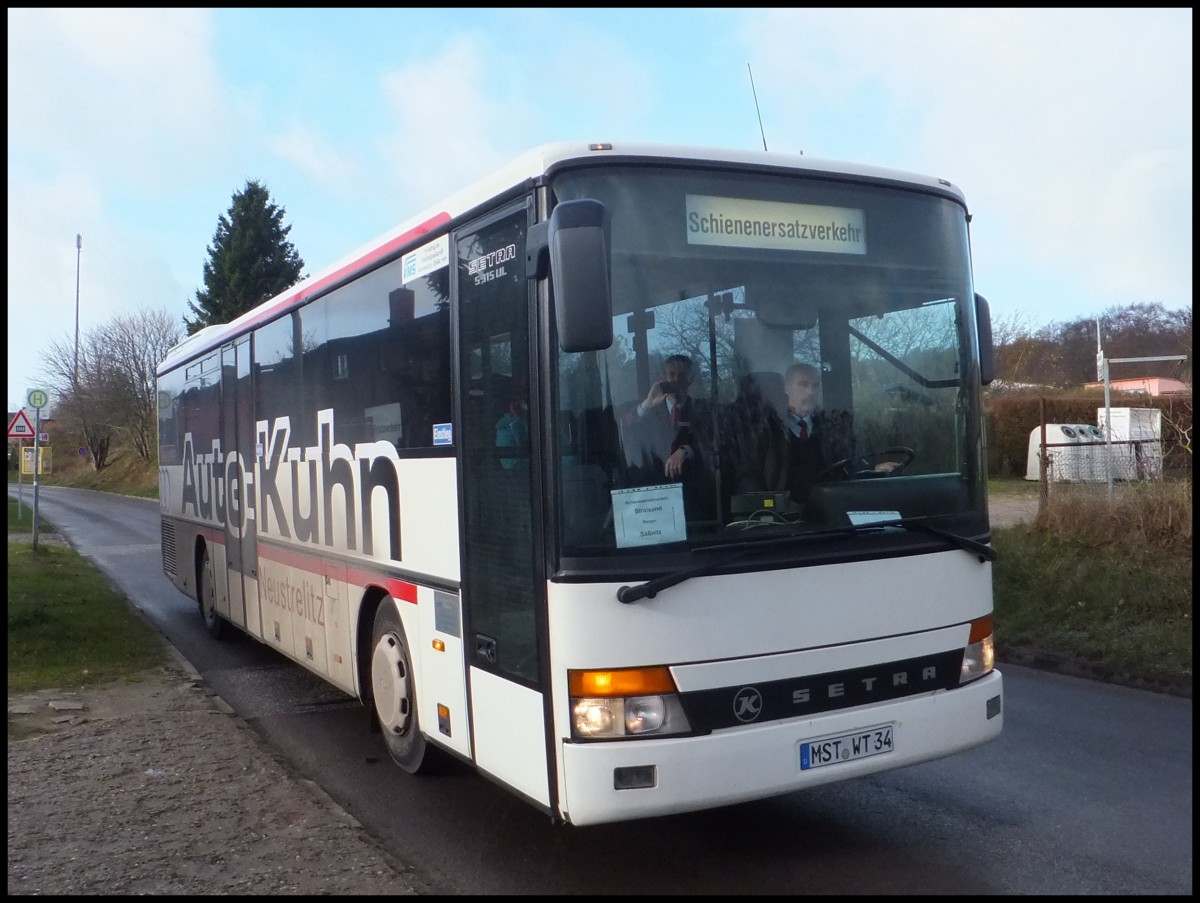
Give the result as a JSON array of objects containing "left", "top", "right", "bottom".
[
  {"left": 197, "top": 547, "right": 227, "bottom": 640},
  {"left": 370, "top": 600, "right": 438, "bottom": 774}
]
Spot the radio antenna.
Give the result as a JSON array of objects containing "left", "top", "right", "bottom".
[{"left": 747, "top": 62, "right": 768, "bottom": 152}]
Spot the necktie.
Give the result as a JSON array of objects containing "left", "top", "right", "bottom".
[
  {"left": 798, "top": 417, "right": 808, "bottom": 440},
  {"left": 670, "top": 402, "right": 678, "bottom": 428}
]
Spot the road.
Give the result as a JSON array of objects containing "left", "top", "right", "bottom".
[{"left": 12, "top": 485, "right": 1193, "bottom": 894}]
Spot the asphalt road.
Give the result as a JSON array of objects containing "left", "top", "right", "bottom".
[{"left": 10, "top": 485, "right": 1193, "bottom": 895}]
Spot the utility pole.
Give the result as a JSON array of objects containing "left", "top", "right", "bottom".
[{"left": 73, "top": 233, "right": 82, "bottom": 387}]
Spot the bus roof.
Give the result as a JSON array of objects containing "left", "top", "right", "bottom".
[{"left": 158, "top": 141, "right": 966, "bottom": 375}]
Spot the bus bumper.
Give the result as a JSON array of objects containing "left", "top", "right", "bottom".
[{"left": 557, "top": 670, "right": 1003, "bottom": 826}]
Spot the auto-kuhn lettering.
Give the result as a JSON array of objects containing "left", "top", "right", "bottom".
[{"left": 180, "top": 408, "right": 401, "bottom": 561}]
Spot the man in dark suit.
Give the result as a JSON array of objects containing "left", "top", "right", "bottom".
[
  {"left": 782, "top": 362, "right": 898, "bottom": 503},
  {"left": 624, "top": 354, "right": 711, "bottom": 481}
]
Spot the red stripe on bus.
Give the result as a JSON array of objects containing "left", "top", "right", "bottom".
[
  {"left": 392, "top": 583, "right": 419, "bottom": 604},
  {"left": 257, "top": 543, "right": 420, "bottom": 605},
  {"left": 184, "top": 211, "right": 452, "bottom": 355}
]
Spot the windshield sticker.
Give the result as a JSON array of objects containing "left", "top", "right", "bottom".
[
  {"left": 402, "top": 234, "right": 450, "bottom": 283},
  {"left": 685, "top": 194, "right": 866, "bottom": 255},
  {"left": 612, "top": 484, "right": 687, "bottom": 548}
]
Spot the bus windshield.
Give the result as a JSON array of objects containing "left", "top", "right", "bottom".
[{"left": 551, "top": 165, "right": 986, "bottom": 563}]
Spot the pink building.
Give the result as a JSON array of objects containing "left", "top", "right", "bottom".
[{"left": 1083, "top": 376, "right": 1190, "bottom": 396}]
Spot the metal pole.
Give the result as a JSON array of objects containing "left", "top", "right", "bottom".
[
  {"left": 16, "top": 438, "right": 25, "bottom": 519},
  {"left": 1103, "top": 359, "right": 1113, "bottom": 498},
  {"left": 1038, "top": 397, "right": 1049, "bottom": 516},
  {"left": 73, "top": 233, "right": 82, "bottom": 387},
  {"left": 32, "top": 410, "right": 41, "bottom": 551}
]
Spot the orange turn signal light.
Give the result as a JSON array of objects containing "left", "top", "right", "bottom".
[
  {"left": 568, "top": 666, "right": 677, "bottom": 697},
  {"left": 969, "top": 615, "right": 993, "bottom": 644}
]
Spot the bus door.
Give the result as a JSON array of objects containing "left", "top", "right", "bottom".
[
  {"left": 456, "top": 202, "right": 552, "bottom": 808},
  {"left": 220, "top": 337, "right": 256, "bottom": 633}
]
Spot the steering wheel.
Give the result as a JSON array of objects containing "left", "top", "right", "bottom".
[{"left": 816, "top": 446, "right": 915, "bottom": 482}]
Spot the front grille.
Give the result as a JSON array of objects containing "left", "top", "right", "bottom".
[{"left": 679, "top": 649, "right": 965, "bottom": 730}]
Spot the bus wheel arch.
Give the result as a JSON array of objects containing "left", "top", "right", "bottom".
[{"left": 369, "top": 600, "right": 439, "bottom": 774}]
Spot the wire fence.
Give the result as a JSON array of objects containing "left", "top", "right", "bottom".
[{"left": 1031, "top": 437, "right": 1166, "bottom": 485}]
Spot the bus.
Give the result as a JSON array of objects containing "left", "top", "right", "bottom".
[{"left": 157, "top": 141, "right": 1002, "bottom": 827}]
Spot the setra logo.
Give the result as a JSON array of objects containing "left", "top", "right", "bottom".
[{"left": 732, "top": 686, "right": 763, "bottom": 723}]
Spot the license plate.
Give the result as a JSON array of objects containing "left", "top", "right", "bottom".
[{"left": 800, "top": 724, "right": 894, "bottom": 770}]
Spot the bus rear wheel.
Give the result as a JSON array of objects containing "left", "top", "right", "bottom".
[
  {"left": 370, "top": 601, "right": 435, "bottom": 774},
  {"left": 197, "top": 547, "right": 226, "bottom": 640}
]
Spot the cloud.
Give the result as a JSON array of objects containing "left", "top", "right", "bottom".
[
  {"left": 7, "top": 9, "right": 217, "bottom": 405},
  {"left": 737, "top": 8, "right": 1192, "bottom": 320},
  {"left": 8, "top": 9, "right": 226, "bottom": 188},
  {"left": 376, "top": 35, "right": 518, "bottom": 210},
  {"left": 267, "top": 124, "right": 360, "bottom": 195}
]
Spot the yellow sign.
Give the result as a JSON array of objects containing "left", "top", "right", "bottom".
[{"left": 21, "top": 446, "right": 52, "bottom": 475}]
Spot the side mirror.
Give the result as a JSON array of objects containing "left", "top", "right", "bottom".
[
  {"left": 975, "top": 293, "right": 995, "bottom": 386},
  {"left": 547, "top": 199, "right": 613, "bottom": 353}
]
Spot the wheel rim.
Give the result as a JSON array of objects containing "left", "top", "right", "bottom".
[{"left": 371, "top": 631, "right": 412, "bottom": 737}]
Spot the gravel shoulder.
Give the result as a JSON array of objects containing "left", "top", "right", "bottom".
[
  {"left": 7, "top": 647, "right": 428, "bottom": 895},
  {"left": 988, "top": 494, "right": 1039, "bottom": 528}
]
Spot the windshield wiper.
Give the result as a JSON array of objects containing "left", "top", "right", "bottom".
[
  {"left": 617, "top": 550, "right": 755, "bottom": 604},
  {"left": 886, "top": 516, "right": 997, "bottom": 562},
  {"left": 615, "top": 516, "right": 994, "bottom": 604},
  {"left": 617, "top": 526, "right": 876, "bottom": 603}
]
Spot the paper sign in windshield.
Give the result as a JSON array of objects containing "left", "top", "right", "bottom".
[
  {"left": 612, "top": 484, "right": 687, "bottom": 548},
  {"left": 686, "top": 194, "right": 866, "bottom": 254},
  {"left": 848, "top": 510, "right": 901, "bottom": 526}
]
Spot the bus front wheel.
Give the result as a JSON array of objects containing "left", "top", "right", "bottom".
[
  {"left": 370, "top": 601, "right": 434, "bottom": 774},
  {"left": 197, "top": 547, "right": 227, "bottom": 640}
]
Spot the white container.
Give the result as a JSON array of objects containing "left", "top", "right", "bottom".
[
  {"left": 1026, "top": 423, "right": 1094, "bottom": 482},
  {"left": 1097, "top": 407, "right": 1163, "bottom": 479}
]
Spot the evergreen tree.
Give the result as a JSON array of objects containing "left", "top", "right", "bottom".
[{"left": 184, "top": 180, "right": 305, "bottom": 334}]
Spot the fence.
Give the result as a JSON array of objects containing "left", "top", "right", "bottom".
[{"left": 1026, "top": 426, "right": 1163, "bottom": 484}]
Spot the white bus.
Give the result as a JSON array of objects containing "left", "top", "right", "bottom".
[{"left": 157, "top": 141, "right": 1002, "bottom": 826}]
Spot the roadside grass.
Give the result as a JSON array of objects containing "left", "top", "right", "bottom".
[
  {"left": 991, "top": 479, "right": 1192, "bottom": 689},
  {"left": 7, "top": 448, "right": 159, "bottom": 498},
  {"left": 987, "top": 475, "right": 1041, "bottom": 500},
  {"left": 7, "top": 502, "right": 169, "bottom": 694},
  {"left": 8, "top": 497, "right": 55, "bottom": 533}
]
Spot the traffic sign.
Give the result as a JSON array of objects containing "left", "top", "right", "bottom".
[
  {"left": 27, "top": 388, "right": 49, "bottom": 410},
  {"left": 7, "top": 409, "right": 34, "bottom": 439}
]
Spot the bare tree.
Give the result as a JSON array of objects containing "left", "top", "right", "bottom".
[
  {"left": 100, "top": 309, "right": 182, "bottom": 460},
  {"left": 1161, "top": 395, "right": 1193, "bottom": 458},
  {"left": 40, "top": 307, "right": 182, "bottom": 469},
  {"left": 41, "top": 330, "right": 120, "bottom": 470}
]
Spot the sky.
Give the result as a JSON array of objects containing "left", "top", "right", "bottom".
[{"left": 7, "top": 7, "right": 1193, "bottom": 411}]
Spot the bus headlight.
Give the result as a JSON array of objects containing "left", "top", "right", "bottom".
[
  {"left": 569, "top": 667, "right": 693, "bottom": 739},
  {"left": 624, "top": 695, "right": 666, "bottom": 733},
  {"left": 960, "top": 615, "right": 995, "bottom": 684}
]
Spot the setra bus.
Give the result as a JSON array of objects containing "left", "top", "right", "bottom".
[{"left": 156, "top": 141, "right": 1003, "bottom": 826}]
